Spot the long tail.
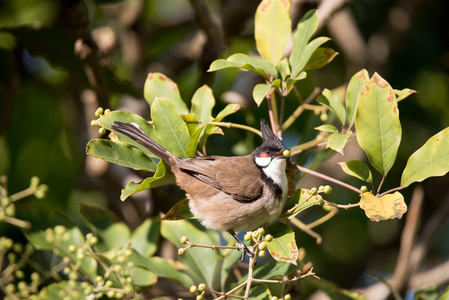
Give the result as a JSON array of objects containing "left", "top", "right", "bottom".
[{"left": 111, "top": 121, "right": 178, "bottom": 166}]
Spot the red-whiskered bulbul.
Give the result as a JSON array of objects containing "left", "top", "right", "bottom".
[{"left": 111, "top": 119, "right": 290, "bottom": 260}]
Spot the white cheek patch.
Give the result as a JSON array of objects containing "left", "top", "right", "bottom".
[
  {"left": 255, "top": 156, "right": 271, "bottom": 167},
  {"left": 263, "top": 158, "right": 287, "bottom": 186}
]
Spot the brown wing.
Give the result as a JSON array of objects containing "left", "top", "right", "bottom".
[{"left": 176, "top": 155, "right": 263, "bottom": 202}]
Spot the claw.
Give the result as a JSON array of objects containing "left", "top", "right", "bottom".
[{"left": 229, "top": 230, "right": 255, "bottom": 262}]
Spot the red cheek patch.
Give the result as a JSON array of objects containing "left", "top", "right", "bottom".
[{"left": 260, "top": 152, "right": 269, "bottom": 158}]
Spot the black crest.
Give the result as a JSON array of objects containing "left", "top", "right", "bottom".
[{"left": 259, "top": 119, "right": 285, "bottom": 151}]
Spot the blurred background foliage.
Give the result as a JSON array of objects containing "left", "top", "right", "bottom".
[{"left": 0, "top": 0, "right": 449, "bottom": 298}]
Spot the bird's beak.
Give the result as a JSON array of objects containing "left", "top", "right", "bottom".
[{"left": 274, "top": 149, "right": 290, "bottom": 158}]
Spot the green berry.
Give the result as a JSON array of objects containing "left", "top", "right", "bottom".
[
  {"left": 284, "top": 294, "right": 292, "bottom": 300},
  {"left": 320, "top": 112, "right": 328, "bottom": 122},
  {"left": 310, "top": 187, "right": 318, "bottom": 195},
  {"left": 98, "top": 127, "right": 107, "bottom": 135},
  {"left": 178, "top": 248, "right": 186, "bottom": 255},
  {"left": 265, "top": 234, "right": 273, "bottom": 242},
  {"left": 251, "top": 231, "right": 260, "bottom": 239},
  {"left": 257, "top": 227, "right": 265, "bottom": 235},
  {"left": 323, "top": 185, "right": 332, "bottom": 194},
  {"left": 198, "top": 283, "right": 206, "bottom": 291},
  {"left": 258, "top": 242, "right": 267, "bottom": 250},
  {"left": 360, "top": 186, "right": 368, "bottom": 193},
  {"left": 1, "top": 197, "right": 10, "bottom": 207},
  {"left": 283, "top": 149, "right": 291, "bottom": 157},
  {"left": 95, "top": 107, "right": 104, "bottom": 117},
  {"left": 196, "top": 295, "right": 203, "bottom": 300},
  {"left": 243, "top": 232, "right": 252, "bottom": 241},
  {"left": 5, "top": 204, "right": 15, "bottom": 216},
  {"left": 258, "top": 250, "right": 266, "bottom": 257},
  {"left": 189, "top": 285, "right": 198, "bottom": 294}
]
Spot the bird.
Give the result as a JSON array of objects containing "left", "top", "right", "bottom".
[{"left": 111, "top": 119, "right": 290, "bottom": 260}]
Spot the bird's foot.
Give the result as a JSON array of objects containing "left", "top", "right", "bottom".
[{"left": 236, "top": 241, "right": 255, "bottom": 262}]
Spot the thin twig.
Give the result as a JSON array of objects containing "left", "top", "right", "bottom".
[
  {"left": 282, "top": 87, "right": 321, "bottom": 131},
  {"left": 296, "top": 165, "right": 363, "bottom": 194},
  {"left": 206, "top": 122, "right": 262, "bottom": 137},
  {"left": 324, "top": 201, "right": 360, "bottom": 209},
  {"left": 289, "top": 217, "right": 322, "bottom": 244}
]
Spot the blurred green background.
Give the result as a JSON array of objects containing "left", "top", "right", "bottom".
[{"left": 1, "top": 0, "right": 449, "bottom": 297}]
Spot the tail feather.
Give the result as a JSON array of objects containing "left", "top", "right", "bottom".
[{"left": 111, "top": 121, "right": 178, "bottom": 165}]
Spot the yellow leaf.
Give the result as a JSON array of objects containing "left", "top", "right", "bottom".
[{"left": 360, "top": 192, "right": 407, "bottom": 221}]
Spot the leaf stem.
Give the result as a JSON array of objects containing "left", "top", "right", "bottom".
[
  {"left": 379, "top": 186, "right": 404, "bottom": 198},
  {"left": 324, "top": 200, "right": 360, "bottom": 209},
  {"left": 282, "top": 87, "right": 321, "bottom": 131},
  {"left": 206, "top": 122, "right": 262, "bottom": 137},
  {"left": 289, "top": 217, "right": 322, "bottom": 244},
  {"left": 296, "top": 164, "right": 363, "bottom": 194}
]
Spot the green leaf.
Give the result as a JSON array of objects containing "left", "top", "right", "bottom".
[
  {"left": 277, "top": 58, "right": 291, "bottom": 81},
  {"left": 360, "top": 192, "right": 407, "bottom": 221},
  {"left": 80, "top": 205, "right": 130, "bottom": 251},
  {"left": 289, "top": 9, "right": 318, "bottom": 77},
  {"left": 304, "top": 47, "right": 338, "bottom": 71},
  {"left": 144, "top": 72, "right": 189, "bottom": 114},
  {"left": 265, "top": 221, "right": 298, "bottom": 265},
  {"left": 86, "top": 139, "right": 157, "bottom": 172},
  {"left": 130, "top": 217, "right": 160, "bottom": 257},
  {"left": 255, "top": 0, "right": 291, "bottom": 65},
  {"left": 120, "top": 160, "right": 176, "bottom": 200},
  {"left": 283, "top": 188, "right": 323, "bottom": 219},
  {"left": 127, "top": 250, "right": 194, "bottom": 289},
  {"left": 339, "top": 160, "right": 373, "bottom": 184},
  {"left": 160, "top": 219, "right": 220, "bottom": 287},
  {"left": 355, "top": 73, "right": 401, "bottom": 176},
  {"left": 327, "top": 131, "right": 352, "bottom": 155},
  {"left": 394, "top": 88, "right": 417, "bottom": 102},
  {"left": 253, "top": 80, "right": 281, "bottom": 106},
  {"left": 38, "top": 281, "right": 85, "bottom": 300},
  {"left": 152, "top": 97, "right": 190, "bottom": 158},
  {"left": 327, "top": 289, "right": 368, "bottom": 300},
  {"left": 238, "top": 259, "right": 298, "bottom": 286},
  {"left": 208, "top": 53, "right": 278, "bottom": 79},
  {"left": 346, "top": 69, "right": 369, "bottom": 127},
  {"left": 191, "top": 85, "right": 215, "bottom": 125},
  {"left": 315, "top": 124, "right": 338, "bottom": 133},
  {"left": 96, "top": 110, "right": 161, "bottom": 158},
  {"left": 21, "top": 206, "right": 97, "bottom": 279},
  {"left": 318, "top": 89, "right": 346, "bottom": 126},
  {"left": 286, "top": 71, "right": 307, "bottom": 90},
  {"left": 401, "top": 127, "right": 449, "bottom": 188},
  {"left": 163, "top": 198, "right": 193, "bottom": 220}
]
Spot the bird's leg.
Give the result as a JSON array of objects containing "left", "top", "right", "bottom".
[{"left": 229, "top": 230, "right": 254, "bottom": 262}]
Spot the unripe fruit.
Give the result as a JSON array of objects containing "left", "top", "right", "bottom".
[
  {"left": 265, "top": 234, "right": 273, "bottom": 242},
  {"left": 361, "top": 186, "right": 368, "bottom": 193},
  {"left": 198, "top": 283, "right": 206, "bottom": 291},
  {"left": 189, "top": 285, "right": 198, "bottom": 294},
  {"left": 258, "top": 250, "right": 266, "bottom": 257},
  {"left": 180, "top": 236, "right": 189, "bottom": 244},
  {"left": 258, "top": 242, "right": 267, "bottom": 250},
  {"left": 283, "top": 149, "right": 291, "bottom": 157},
  {"left": 178, "top": 248, "right": 186, "bottom": 255}
]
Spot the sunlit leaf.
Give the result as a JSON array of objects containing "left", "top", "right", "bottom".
[
  {"left": 289, "top": 9, "right": 318, "bottom": 78},
  {"left": 304, "top": 47, "right": 338, "bottom": 71},
  {"left": 208, "top": 53, "right": 277, "bottom": 79},
  {"left": 394, "top": 88, "right": 417, "bottom": 102},
  {"left": 144, "top": 72, "right": 188, "bottom": 114},
  {"left": 152, "top": 97, "right": 190, "bottom": 158},
  {"left": 191, "top": 85, "right": 215, "bottom": 125},
  {"left": 338, "top": 160, "right": 373, "bottom": 184},
  {"left": 265, "top": 221, "right": 298, "bottom": 265},
  {"left": 96, "top": 110, "right": 160, "bottom": 158},
  {"left": 255, "top": 0, "right": 291, "bottom": 65},
  {"left": 315, "top": 124, "right": 338, "bottom": 133},
  {"left": 346, "top": 69, "right": 369, "bottom": 127},
  {"left": 86, "top": 139, "right": 157, "bottom": 172},
  {"left": 283, "top": 188, "right": 322, "bottom": 219},
  {"left": 120, "top": 160, "right": 176, "bottom": 200},
  {"left": 317, "top": 89, "right": 346, "bottom": 126},
  {"left": 327, "top": 131, "right": 352, "bottom": 155},
  {"left": 355, "top": 73, "right": 401, "bottom": 176},
  {"left": 360, "top": 192, "right": 407, "bottom": 221},
  {"left": 401, "top": 126, "right": 449, "bottom": 188},
  {"left": 163, "top": 198, "right": 193, "bottom": 220},
  {"left": 253, "top": 79, "right": 281, "bottom": 106},
  {"left": 277, "top": 58, "right": 291, "bottom": 81}
]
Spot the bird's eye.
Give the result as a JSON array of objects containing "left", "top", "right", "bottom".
[{"left": 265, "top": 149, "right": 271, "bottom": 154}]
